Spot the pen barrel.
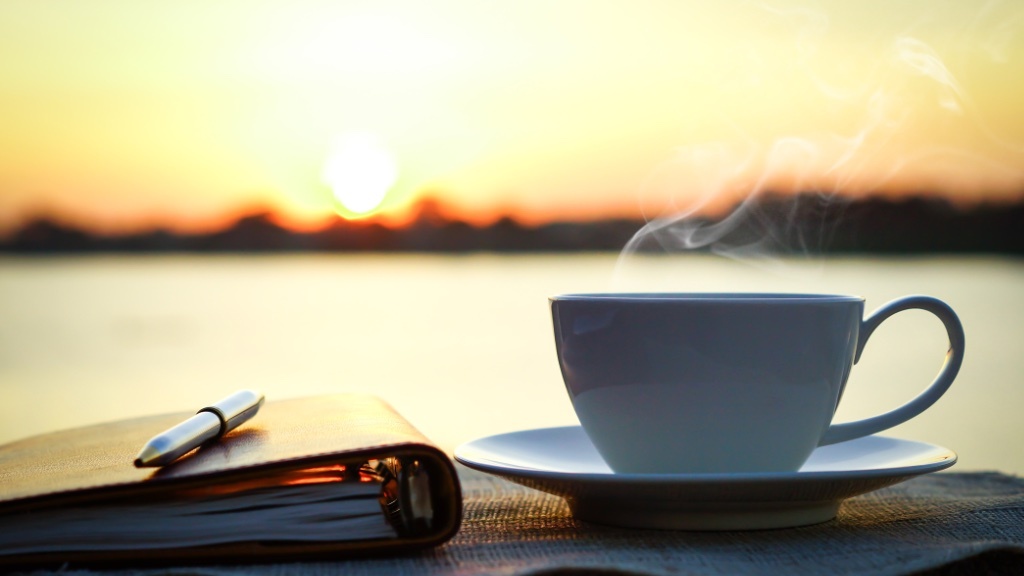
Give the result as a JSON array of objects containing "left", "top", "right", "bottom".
[{"left": 200, "top": 389, "right": 265, "bottom": 435}]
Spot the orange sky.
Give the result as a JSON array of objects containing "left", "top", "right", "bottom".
[{"left": 2, "top": 1, "right": 1023, "bottom": 235}]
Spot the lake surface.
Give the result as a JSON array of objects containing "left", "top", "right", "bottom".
[{"left": 1, "top": 254, "right": 1021, "bottom": 475}]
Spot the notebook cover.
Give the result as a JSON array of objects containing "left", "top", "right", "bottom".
[{"left": 0, "top": 393, "right": 462, "bottom": 567}]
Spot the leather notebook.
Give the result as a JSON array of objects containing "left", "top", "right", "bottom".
[{"left": 0, "top": 393, "right": 462, "bottom": 568}]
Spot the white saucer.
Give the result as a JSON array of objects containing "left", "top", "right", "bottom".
[{"left": 454, "top": 426, "right": 956, "bottom": 530}]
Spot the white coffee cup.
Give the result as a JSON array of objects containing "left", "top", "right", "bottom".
[{"left": 549, "top": 293, "right": 964, "bottom": 474}]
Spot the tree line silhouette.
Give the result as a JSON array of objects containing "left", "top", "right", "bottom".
[{"left": 2, "top": 194, "right": 1022, "bottom": 255}]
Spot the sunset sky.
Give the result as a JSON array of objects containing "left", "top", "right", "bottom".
[{"left": 1, "top": 0, "right": 1022, "bottom": 235}]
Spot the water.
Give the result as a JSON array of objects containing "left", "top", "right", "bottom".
[{"left": 1, "top": 254, "right": 1021, "bottom": 475}]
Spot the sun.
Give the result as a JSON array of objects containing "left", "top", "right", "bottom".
[{"left": 321, "top": 132, "right": 399, "bottom": 216}]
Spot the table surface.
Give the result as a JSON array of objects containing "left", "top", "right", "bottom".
[{"left": 16, "top": 466, "right": 1024, "bottom": 576}]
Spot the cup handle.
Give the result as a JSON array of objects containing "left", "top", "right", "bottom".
[{"left": 819, "top": 295, "right": 965, "bottom": 446}]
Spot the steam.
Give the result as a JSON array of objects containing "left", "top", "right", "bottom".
[
  {"left": 617, "top": 1, "right": 1023, "bottom": 269},
  {"left": 894, "top": 37, "right": 964, "bottom": 113}
]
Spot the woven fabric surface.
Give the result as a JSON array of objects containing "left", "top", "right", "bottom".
[{"left": 17, "top": 467, "right": 1024, "bottom": 576}]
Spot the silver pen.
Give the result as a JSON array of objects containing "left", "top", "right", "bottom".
[{"left": 134, "top": 390, "right": 265, "bottom": 468}]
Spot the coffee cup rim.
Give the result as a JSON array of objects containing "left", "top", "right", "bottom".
[{"left": 550, "top": 292, "right": 864, "bottom": 303}]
